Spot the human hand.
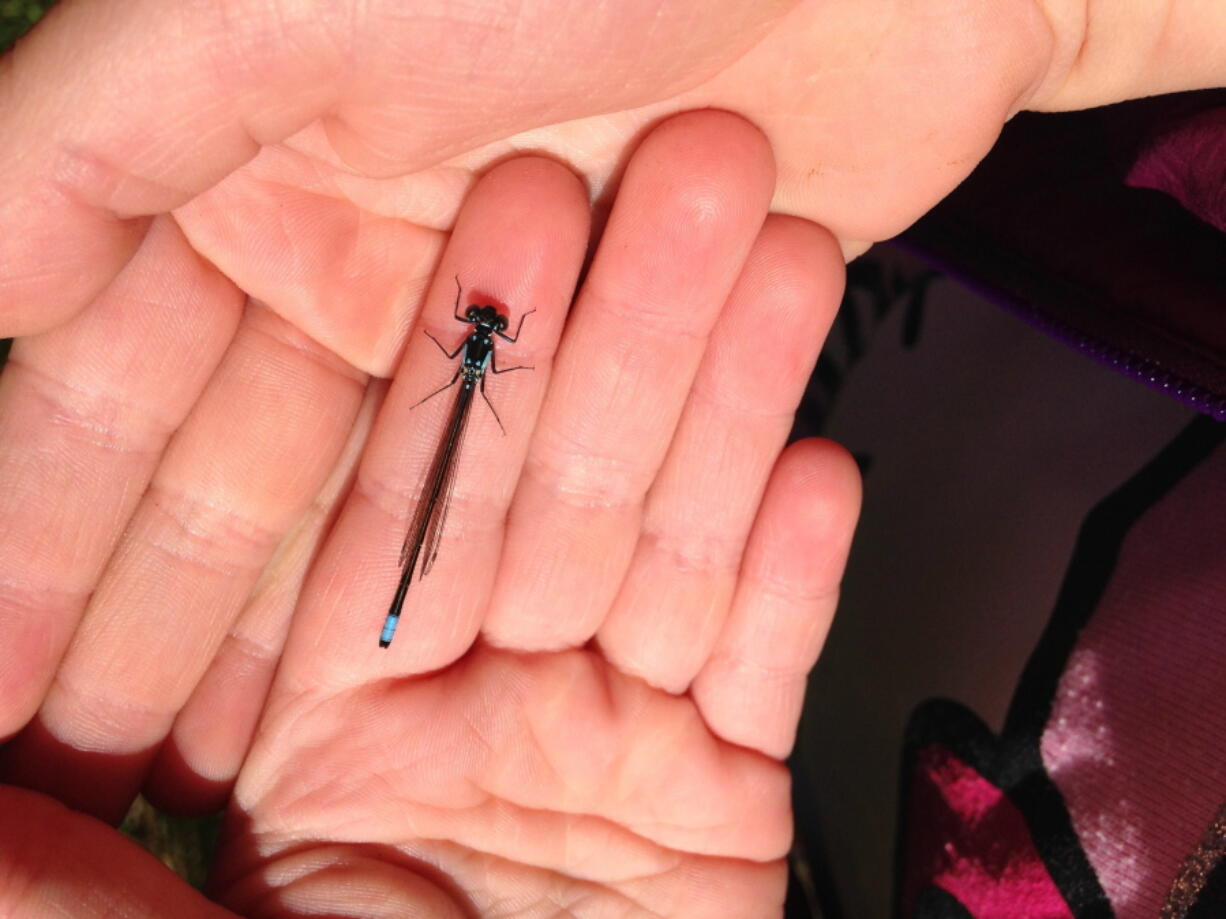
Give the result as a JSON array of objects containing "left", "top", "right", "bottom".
[
  {"left": 7, "top": 0, "right": 1224, "bottom": 335},
  {"left": 1, "top": 110, "right": 858, "bottom": 915},
  {"left": 6, "top": 0, "right": 1215, "bottom": 908},
  {"left": 0, "top": 3, "right": 880, "bottom": 806},
  {"left": 0, "top": 0, "right": 1187, "bottom": 793}
]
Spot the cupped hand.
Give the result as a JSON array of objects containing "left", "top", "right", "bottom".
[
  {"left": 7, "top": 0, "right": 1211, "bottom": 339},
  {"left": 0, "top": 0, "right": 1209, "bottom": 784},
  {"left": 0, "top": 0, "right": 1097, "bottom": 795},
  {"left": 1, "top": 111, "right": 859, "bottom": 915}
]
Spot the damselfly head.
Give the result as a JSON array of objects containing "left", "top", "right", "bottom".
[{"left": 467, "top": 304, "right": 503, "bottom": 327}]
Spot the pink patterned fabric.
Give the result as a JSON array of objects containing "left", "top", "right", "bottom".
[
  {"left": 1041, "top": 448, "right": 1226, "bottom": 917},
  {"left": 901, "top": 744, "right": 1073, "bottom": 917}
]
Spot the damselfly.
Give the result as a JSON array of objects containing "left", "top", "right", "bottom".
[{"left": 379, "top": 278, "right": 534, "bottom": 648}]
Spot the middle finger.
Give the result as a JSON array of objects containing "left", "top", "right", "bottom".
[{"left": 482, "top": 110, "right": 775, "bottom": 651}]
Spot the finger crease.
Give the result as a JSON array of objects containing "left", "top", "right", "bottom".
[
  {"left": 740, "top": 575, "right": 841, "bottom": 607},
  {"left": 8, "top": 355, "right": 177, "bottom": 456},
  {"left": 521, "top": 453, "right": 646, "bottom": 511},
  {"left": 221, "top": 626, "right": 282, "bottom": 670},
  {"left": 353, "top": 471, "right": 506, "bottom": 537},
  {"left": 638, "top": 527, "right": 743, "bottom": 574},
  {"left": 686, "top": 381, "right": 800, "bottom": 423},
  {"left": 0, "top": 578, "right": 89, "bottom": 621},
  {"left": 143, "top": 484, "right": 283, "bottom": 576},
  {"left": 49, "top": 670, "right": 173, "bottom": 740}
]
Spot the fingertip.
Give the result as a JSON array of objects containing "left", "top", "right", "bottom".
[
  {"left": 630, "top": 109, "right": 776, "bottom": 223},
  {"left": 463, "top": 155, "right": 592, "bottom": 248},
  {"left": 692, "top": 439, "right": 861, "bottom": 758},
  {"left": 646, "top": 108, "right": 775, "bottom": 172},
  {"left": 767, "top": 438, "right": 863, "bottom": 547},
  {"left": 420, "top": 153, "right": 592, "bottom": 356},
  {"left": 479, "top": 155, "right": 589, "bottom": 203},
  {"left": 756, "top": 214, "right": 847, "bottom": 307},
  {"left": 730, "top": 216, "right": 847, "bottom": 383}
]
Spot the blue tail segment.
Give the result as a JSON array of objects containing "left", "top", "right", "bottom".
[{"left": 379, "top": 614, "right": 399, "bottom": 648}]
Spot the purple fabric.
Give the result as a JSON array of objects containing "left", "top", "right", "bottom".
[
  {"left": 900, "top": 91, "right": 1226, "bottom": 421},
  {"left": 1127, "top": 107, "right": 1226, "bottom": 233},
  {"left": 1040, "top": 435, "right": 1226, "bottom": 916}
]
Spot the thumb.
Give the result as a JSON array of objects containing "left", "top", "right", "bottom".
[{"left": 0, "top": 0, "right": 790, "bottom": 336}]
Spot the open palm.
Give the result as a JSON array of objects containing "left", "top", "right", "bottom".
[
  {"left": 1, "top": 0, "right": 1082, "bottom": 789},
  {"left": 2, "top": 110, "right": 857, "bottom": 915},
  {"left": 202, "top": 111, "right": 857, "bottom": 917}
]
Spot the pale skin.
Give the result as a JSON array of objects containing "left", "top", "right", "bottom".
[{"left": 0, "top": 1, "right": 1222, "bottom": 916}]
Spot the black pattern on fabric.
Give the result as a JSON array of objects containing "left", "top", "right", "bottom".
[{"left": 893, "top": 417, "right": 1224, "bottom": 918}]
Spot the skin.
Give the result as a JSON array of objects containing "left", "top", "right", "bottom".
[{"left": 0, "top": 1, "right": 1221, "bottom": 915}]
